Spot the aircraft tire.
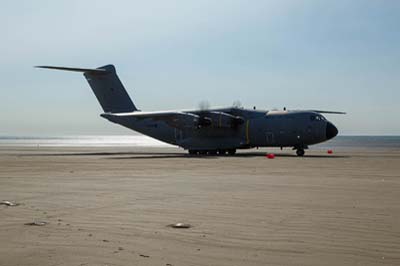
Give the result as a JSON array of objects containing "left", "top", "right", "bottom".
[
  {"left": 296, "top": 149, "right": 305, "bottom": 156},
  {"left": 188, "top": 150, "right": 198, "bottom": 155},
  {"left": 208, "top": 150, "right": 218, "bottom": 156},
  {"left": 217, "top": 149, "right": 227, "bottom": 156},
  {"left": 227, "top": 149, "right": 236, "bottom": 156}
]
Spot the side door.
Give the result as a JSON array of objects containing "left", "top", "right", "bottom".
[
  {"left": 174, "top": 128, "right": 183, "bottom": 143},
  {"left": 266, "top": 132, "right": 275, "bottom": 145}
]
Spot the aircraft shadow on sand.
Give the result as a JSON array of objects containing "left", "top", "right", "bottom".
[{"left": 20, "top": 151, "right": 350, "bottom": 159}]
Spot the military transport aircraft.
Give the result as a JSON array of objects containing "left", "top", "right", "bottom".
[{"left": 36, "top": 64, "right": 344, "bottom": 156}]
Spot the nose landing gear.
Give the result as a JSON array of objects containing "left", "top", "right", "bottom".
[{"left": 293, "top": 145, "right": 307, "bottom": 156}]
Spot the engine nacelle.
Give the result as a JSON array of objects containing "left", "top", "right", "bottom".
[{"left": 199, "top": 111, "right": 244, "bottom": 128}]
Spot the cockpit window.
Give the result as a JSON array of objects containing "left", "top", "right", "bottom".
[{"left": 310, "top": 115, "right": 325, "bottom": 121}]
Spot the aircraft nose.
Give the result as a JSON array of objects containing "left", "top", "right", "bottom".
[{"left": 326, "top": 122, "right": 338, "bottom": 140}]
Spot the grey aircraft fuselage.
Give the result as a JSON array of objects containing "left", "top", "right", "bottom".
[
  {"left": 101, "top": 108, "right": 338, "bottom": 152},
  {"left": 36, "top": 64, "right": 341, "bottom": 156}
]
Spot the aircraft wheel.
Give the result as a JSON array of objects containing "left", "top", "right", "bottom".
[
  {"left": 188, "top": 150, "right": 198, "bottom": 155},
  {"left": 227, "top": 149, "right": 236, "bottom": 156},
  {"left": 296, "top": 149, "right": 305, "bottom": 157},
  {"left": 217, "top": 149, "right": 226, "bottom": 156},
  {"left": 208, "top": 150, "right": 217, "bottom": 156}
]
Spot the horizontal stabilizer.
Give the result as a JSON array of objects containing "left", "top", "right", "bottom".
[{"left": 35, "top": 66, "right": 108, "bottom": 74}]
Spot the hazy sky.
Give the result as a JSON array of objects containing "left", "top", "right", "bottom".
[{"left": 1, "top": 0, "right": 399, "bottom": 135}]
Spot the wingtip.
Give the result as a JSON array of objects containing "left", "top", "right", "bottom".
[
  {"left": 34, "top": 65, "right": 58, "bottom": 69},
  {"left": 311, "top": 110, "right": 347, "bottom": 115}
]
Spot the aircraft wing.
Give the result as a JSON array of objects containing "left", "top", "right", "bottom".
[
  {"left": 310, "top": 110, "right": 346, "bottom": 114},
  {"left": 101, "top": 111, "right": 199, "bottom": 129}
]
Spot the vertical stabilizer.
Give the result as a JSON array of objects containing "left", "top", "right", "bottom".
[{"left": 36, "top": 64, "right": 138, "bottom": 113}]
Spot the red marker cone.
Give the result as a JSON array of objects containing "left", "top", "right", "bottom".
[
  {"left": 327, "top": 149, "right": 333, "bottom": 154},
  {"left": 266, "top": 153, "right": 275, "bottom": 159}
]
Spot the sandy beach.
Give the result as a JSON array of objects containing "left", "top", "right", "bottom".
[{"left": 0, "top": 146, "right": 399, "bottom": 266}]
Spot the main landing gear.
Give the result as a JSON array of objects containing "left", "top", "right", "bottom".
[
  {"left": 296, "top": 148, "right": 305, "bottom": 157},
  {"left": 188, "top": 149, "right": 236, "bottom": 156}
]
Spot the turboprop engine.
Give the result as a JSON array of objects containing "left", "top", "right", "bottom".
[{"left": 197, "top": 111, "right": 244, "bottom": 129}]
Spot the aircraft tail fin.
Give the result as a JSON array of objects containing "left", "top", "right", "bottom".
[{"left": 36, "top": 65, "right": 138, "bottom": 113}]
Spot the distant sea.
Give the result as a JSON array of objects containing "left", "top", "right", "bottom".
[
  {"left": 0, "top": 135, "right": 171, "bottom": 147},
  {"left": 0, "top": 135, "right": 399, "bottom": 150}
]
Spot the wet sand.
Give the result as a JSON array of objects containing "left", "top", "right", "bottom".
[{"left": 0, "top": 146, "right": 399, "bottom": 266}]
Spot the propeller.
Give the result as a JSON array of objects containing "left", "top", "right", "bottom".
[
  {"left": 197, "top": 100, "right": 212, "bottom": 128},
  {"left": 232, "top": 100, "right": 242, "bottom": 108},
  {"left": 198, "top": 100, "right": 210, "bottom": 111},
  {"left": 195, "top": 100, "right": 245, "bottom": 129}
]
